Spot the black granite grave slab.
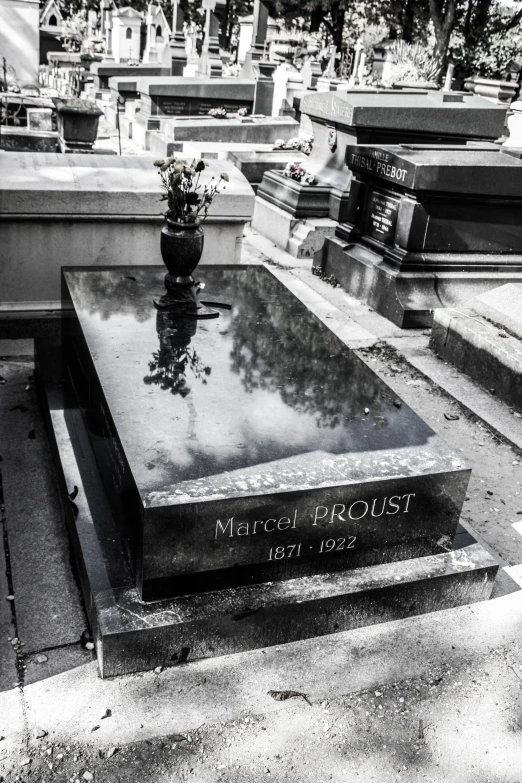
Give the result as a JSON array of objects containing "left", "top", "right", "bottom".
[
  {"left": 62, "top": 265, "right": 470, "bottom": 601},
  {"left": 36, "top": 337, "right": 497, "bottom": 678},
  {"left": 318, "top": 144, "right": 522, "bottom": 327}
]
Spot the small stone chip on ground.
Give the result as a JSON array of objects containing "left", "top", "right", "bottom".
[
  {"left": 82, "top": 772, "right": 94, "bottom": 781},
  {"left": 20, "top": 759, "right": 31, "bottom": 767},
  {"left": 106, "top": 747, "right": 118, "bottom": 758},
  {"left": 36, "top": 654, "right": 48, "bottom": 664}
]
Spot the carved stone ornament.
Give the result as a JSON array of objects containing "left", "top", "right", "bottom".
[{"left": 327, "top": 126, "right": 337, "bottom": 152}]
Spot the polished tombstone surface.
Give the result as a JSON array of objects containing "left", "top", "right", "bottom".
[
  {"left": 36, "top": 264, "right": 498, "bottom": 676},
  {"left": 255, "top": 90, "right": 507, "bottom": 223},
  {"left": 62, "top": 265, "right": 472, "bottom": 602},
  {"left": 317, "top": 144, "right": 522, "bottom": 328},
  {"left": 136, "top": 78, "right": 256, "bottom": 130}
]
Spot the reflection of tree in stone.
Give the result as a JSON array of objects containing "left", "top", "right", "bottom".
[
  {"left": 67, "top": 268, "right": 158, "bottom": 323},
  {"left": 220, "top": 267, "right": 387, "bottom": 429},
  {"left": 143, "top": 311, "right": 211, "bottom": 397}
]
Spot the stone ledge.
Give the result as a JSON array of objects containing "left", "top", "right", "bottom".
[{"left": 430, "top": 307, "right": 522, "bottom": 410}]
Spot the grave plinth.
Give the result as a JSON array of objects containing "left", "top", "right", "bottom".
[
  {"left": 317, "top": 144, "right": 522, "bottom": 328},
  {"left": 148, "top": 116, "right": 299, "bottom": 158},
  {"left": 36, "top": 264, "right": 497, "bottom": 675},
  {"left": 252, "top": 90, "right": 507, "bottom": 256},
  {"left": 90, "top": 62, "right": 170, "bottom": 93},
  {"left": 256, "top": 90, "right": 507, "bottom": 224},
  {"left": 133, "top": 77, "right": 257, "bottom": 149}
]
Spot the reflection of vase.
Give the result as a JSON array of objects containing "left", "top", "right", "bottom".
[
  {"left": 160, "top": 219, "right": 204, "bottom": 285},
  {"left": 143, "top": 310, "right": 211, "bottom": 398}
]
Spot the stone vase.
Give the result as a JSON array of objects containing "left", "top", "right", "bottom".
[{"left": 160, "top": 219, "right": 204, "bottom": 286}]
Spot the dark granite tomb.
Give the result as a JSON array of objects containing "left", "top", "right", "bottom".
[
  {"left": 135, "top": 78, "right": 256, "bottom": 132},
  {"left": 33, "top": 264, "right": 499, "bottom": 676},
  {"left": 256, "top": 90, "right": 507, "bottom": 223},
  {"left": 317, "top": 144, "right": 522, "bottom": 328},
  {"left": 61, "top": 265, "right": 471, "bottom": 601}
]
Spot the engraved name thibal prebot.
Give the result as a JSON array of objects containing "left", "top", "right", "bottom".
[{"left": 214, "top": 493, "right": 416, "bottom": 561}]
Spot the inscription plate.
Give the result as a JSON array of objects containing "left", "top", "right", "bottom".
[
  {"left": 155, "top": 96, "right": 253, "bottom": 117},
  {"left": 366, "top": 190, "right": 400, "bottom": 246},
  {"left": 63, "top": 266, "right": 469, "bottom": 600}
]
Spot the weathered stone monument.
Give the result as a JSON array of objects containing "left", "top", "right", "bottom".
[
  {"left": 252, "top": 90, "right": 508, "bottom": 256},
  {"left": 240, "top": 0, "right": 270, "bottom": 79},
  {"left": 111, "top": 6, "right": 142, "bottom": 63},
  {"left": 197, "top": 0, "right": 222, "bottom": 78},
  {"left": 316, "top": 144, "right": 522, "bottom": 327},
  {"left": 0, "top": 154, "right": 254, "bottom": 316},
  {"left": 0, "top": 0, "right": 40, "bottom": 87},
  {"left": 35, "top": 262, "right": 497, "bottom": 676},
  {"left": 167, "top": 0, "right": 187, "bottom": 75},
  {"left": 132, "top": 77, "right": 258, "bottom": 148},
  {"left": 142, "top": 2, "right": 171, "bottom": 64}
]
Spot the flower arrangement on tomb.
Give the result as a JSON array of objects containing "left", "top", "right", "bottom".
[
  {"left": 154, "top": 157, "right": 229, "bottom": 224},
  {"left": 237, "top": 107, "right": 250, "bottom": 117},
  {"left": 208, "top": 107, "right": 228, "bottom": 119},
  {"left": 273, "top": 135, "right": 313, "bottom": 155},
  {"left": 282, "top": 162, "right": 318, "bottom": 186}
]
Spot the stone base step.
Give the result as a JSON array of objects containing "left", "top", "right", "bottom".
[{"left": 430, "top": 307, "right": 522, "bottom": 411}]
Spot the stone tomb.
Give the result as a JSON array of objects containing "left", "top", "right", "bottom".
[
  {"left": 0, "top": 154, "right": 254, "bottom": 316},
  {"left": 147, "top": 116, "right": 299, "bottom": 158},
  {"left": 90, "top": 62, "right": 170, "bottom": 94},
  {"left": 133, "top": 77, "right": 258, "bottom": 149},
  {"left": 256, "top": 90, "right": 506, "bottom": 223},
  {"left": 37, "top": 265, "right": 497, "bottom": 675},
  {"left": 136, "top": 77, "right": 256, "bottom": 128},
  {"left": 252, "top": 90, "right": 507, "bottom": 256},
  {"left": 317, "top": 144, "right": 522, "bottom": 328}
]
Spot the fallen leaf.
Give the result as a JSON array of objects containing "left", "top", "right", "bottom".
[
  {"left": 444, "top": 413, "right": 460, "bottom": 421},
  {"left": 169, "top": 734, "right": 187, "bottom": 743},
  {"left": 106, "top": 747, "right": 119, "bottom": 758},
  {"left": 101, "top": 709, "right": 112, "bottom": 720},
  {"left": 267, "top": 690, "right": 312, "bottom": 706}
]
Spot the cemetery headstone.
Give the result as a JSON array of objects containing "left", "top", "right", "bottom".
[
  {"left": 241, "top": 0, "right": 270, "bottom": 80},
  {"left": 317, "top": 144, "right": 522, "bottom": 327},
  {"left": 36, "top": 263, "right": 497, "bottom": 674},
  {"left": 167, "top": 0, "right": 187, "bottom": 76},
  {"left": 252, "top": 89, "right": 508, "bottom": 256}
]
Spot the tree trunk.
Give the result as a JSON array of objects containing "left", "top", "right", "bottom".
[
  {"left": 429, "top": 0, "right": 458, "bottom": 77},
  {"left": 401, "top": 0, "right": 415, "bottom": 43}
]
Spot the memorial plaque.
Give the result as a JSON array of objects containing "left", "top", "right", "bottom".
[
  {"left": 62, "top": 265, "right": 469, "bottom": 600},
  {"left": 155, "top": 96, "right": 253, "bottom": 117},
  {"left": 365, "top": 190, "right": 400, "bottom": 246}
]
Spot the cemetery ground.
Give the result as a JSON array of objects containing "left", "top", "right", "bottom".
[{"left": 1, "top": 238, "right": 522, "bottom": 782}]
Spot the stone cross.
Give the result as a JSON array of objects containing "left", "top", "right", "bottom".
[
  {"left": 349, "top": 38, "right": 364, "bottom": 86},
  {"left": 198, "top": 0, "right": 222, "bottom": 77}
]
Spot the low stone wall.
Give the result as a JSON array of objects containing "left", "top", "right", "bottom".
[{"left": 0, "top": 153, "right": 255, "bottom": 315}]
